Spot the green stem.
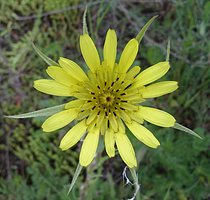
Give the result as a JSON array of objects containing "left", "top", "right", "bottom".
[{"left": 129, "top": 167, "right": 140, "bottom": 200}]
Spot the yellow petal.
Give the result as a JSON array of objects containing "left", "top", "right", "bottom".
[
  {"left": 65, "top": 99, "right": 85, "bottom": 109},
  {"left": 142, "top": 81, "right": 178, "bottom": 98},
  {"left": 59, "top": 119, "right": 87, "bottom": 150},
  {"left": 58, "top": 57, "right": 88, "bottom": 82},
  {"left": 126, "top": 121, "right": 160, "bottom": 148},
  {"left": 96, "top": 110, "right": 105, "bottom": 128},
  {"left": 34, "top": 79, "right": 73, "bottom": 96},
  {"left": 105, "top": 129, "right": 115, "bottom": 157},
  {"left": 135, "top": 61, "right": 170, "bottom": 86},
  {"left": 138, "top": 106, "right": 175, "bottom": 127},
  {"left": 120, "top": 102, "right": 138, "bottom": 111},
  {"left": 119, "top": 38, "right": 139, "bottom": 73},
  {"left": 115, "top": 109, "right": 132, "bottom": 124},
  {"left": 103, "top": 29, "right": 117, "bottom": 71},
  {"left": 46, "top": 66, "right": 78, "bottom": 86},
  {"left": 79, "top": 128, "right": 100, "bottom": 167},
  {"left": 128, "top": 110, "right": 144, "bottom": 124},
  {"left": 86, "top": 109, "right": 99, "bottom": 125},
  {"left": 76, "top": 109, "right": 90, "bottom": 121},
  {"left": 80, "top": 34, "right": 100, "bottom": 72},
  {"left": 42, "top": 109, "right": 78, "bottom": 132},
  {"left": 117, "top": 118, "right": 125, "bottom": 133},
  {"left": 115, "top": 133, "right": 137, "bottom": 168},
  {"left": 125, "top": 66, "right": 141, "bottom": 80},
  {"left": 100, "top": 118, "right": 108, "bottom": 135},
  {"left": 109, "top": 113, "right": 118, "bottom": 132}
]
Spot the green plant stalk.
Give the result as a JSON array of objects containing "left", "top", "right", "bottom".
[{"left": 129, "top": 167, "right": 140, "bottom": 200}]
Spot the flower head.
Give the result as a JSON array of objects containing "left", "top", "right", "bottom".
[{"left": 34, "top": 29, "right": 178, "bottom": 168}]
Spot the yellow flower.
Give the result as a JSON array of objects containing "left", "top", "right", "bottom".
[{"left": 34, "top": 29, "right": 178, "bottom": 168}]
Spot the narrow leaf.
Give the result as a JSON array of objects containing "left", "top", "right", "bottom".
[
  {"left": 136, "top": 15, "right": 158, "bottom": 44},
  {"left": 166, "top": 39, "right": 170, "bottom": 62},
  {"left": 83, "top": 6, "right": 89, "bottom": 35},
  {"left": 67, "top": 163, "right": 83, "bottom": 195},
  {"left": 163, "top": 184, "right": 172, "bottom": 200},
  {"left": 173, "top": 123, "right": 202, "bottom": 139},
  {"left": 32, "top": 43, "right": 58, "bottom": 66},
  {"left": 5, "top": 104, "right": 65, "bottom": 118}
]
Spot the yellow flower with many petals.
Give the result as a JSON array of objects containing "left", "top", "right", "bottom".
[{"left": 34, "top": 29, "right": 178, "bottom": 168}]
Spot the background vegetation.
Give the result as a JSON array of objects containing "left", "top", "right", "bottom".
[{"left": 0, "top": 0, "right": 209, "bottom": 199}]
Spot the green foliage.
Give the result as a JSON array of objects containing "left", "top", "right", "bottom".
[
  {"left": 0, "top": 0, "right": 209, "bottom": 199},
  {"left": 136, "top": 127, "right": 210, "bottom": 199}
]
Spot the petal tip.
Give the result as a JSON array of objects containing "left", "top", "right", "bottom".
[
  {"left": 107, "top": 152, "right": 115, "bottom": 158},
  {"left": 59, "top": 143, "right": 68, "bottom": 151}
]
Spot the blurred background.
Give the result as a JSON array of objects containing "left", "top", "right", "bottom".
[{"left": 0, "top": 0, "right": 209, "bottom": 199}]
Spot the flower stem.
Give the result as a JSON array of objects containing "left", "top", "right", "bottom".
[{"left": 129, "top": 167, "right": 140, "bottom": 200}]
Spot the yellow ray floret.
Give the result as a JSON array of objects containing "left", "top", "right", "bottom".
[
  {"left": 34, "top": 79, "right": 74, "bottom": 96},
  {"left": 126, "top": 121, "right": 160, "bottom": 148},
  {"left": 46, "top": 66, "right": 79, "bottom": 86},
  {"left": 115, "top": 132, "right": 137, "bottom": 168},
  {"left": 135, "top": 61, "right": 170, "bottom": 86},
  {"left": 80, "top": 34, "right": 100, "bottom": 72},
  {"left": 58, "top": 57, "right": 88, "bottom": 82},
  {"left": 141, "top": 81, "right": 178, "bottom": 98},
  {"left": 79, "top": 127, "right": 100, "bottom": 167},
  {"left": 103, "top": 29, "right": 117, "bottom": 71},
  {"left": 105, "top": 129, "right": 115, "bottom": 157},
  {"left": 42, "top": 109, "right": 78, "bottom": 132},
  {"left": 119, "top": 38, "right": 139, "bottom": 73},
  {"left": 137, "top": 106, "right": 176, "bottom": 127},
  {"left": 59, "top": 119, "right": 87, "bottom": 150}
]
